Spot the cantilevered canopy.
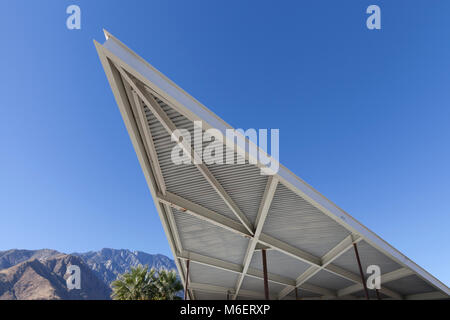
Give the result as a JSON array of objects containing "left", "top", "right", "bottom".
[{"left": 95, "top": 30, "right": 449, "bottom": 300}]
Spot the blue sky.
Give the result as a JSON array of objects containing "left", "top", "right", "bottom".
[{"left": 0, "top": 1, "right": 449, "bottom": 285}]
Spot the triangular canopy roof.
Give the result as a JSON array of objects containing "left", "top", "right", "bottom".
[{"left": 95, "top": 30, "right": 449, "bottom": 300}]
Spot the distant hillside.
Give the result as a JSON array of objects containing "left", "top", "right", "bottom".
[
  {"left": 72, "top": 248, "right": 177, "bottom": 286},
  {"left": 0, "top": 254, "right": 111, "bottom": 300},
  {"left": 0, "top": 248, "right": 177, "bottom": 299},
  {"left": 0, "top": 249, "right": 60, "bottom": 270}
]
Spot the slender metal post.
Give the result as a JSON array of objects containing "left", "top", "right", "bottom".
[
  {"left": 376, "top": 289, "right": 381, "bottom": 300},
  {"left": 184, "top": 259, "right": 190, "bottom": 300},
  {"left": 261, "top": 249, "right": 269, "bottom": 300},
  {"left": 353, "top": 243, "right": 369, "bottom": 300},
  {"left": 295, "top": 287, "right": 298, "bottom": 300},
  {"left": 227, "top": 290, "right": 230, "bottom": 300}
]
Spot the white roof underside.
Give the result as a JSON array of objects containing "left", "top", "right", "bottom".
[{"left": 95, "top": 30, "right": 449, "bottom": 300}]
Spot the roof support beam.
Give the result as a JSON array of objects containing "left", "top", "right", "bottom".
[
  {"left": 257, "top": 234, "right": 321, "bottom": 266},
  {"left": 381, "top": 267, "right": 415, "bottom": 283},
  {"left": 262, "top": 249, "right": 269, "bottom": 300},
  {"left": 278, "top": 234, "right": 361, "bottom": 299},
  {"left": 178, "top": 250, "right": 336, "bottom": 297},
  {"left": 189, "top": 282, "right": 277, "bottom": 300},
  {"left": 405, "top": 291, "right": 448, "bottom": 300},
  {"left": 116, "top": 66, "right": 254, "bottom": 235},
  {"left": 158, "top": 191, "right": 251, "bottom": 237},
  {"left": 233, "top": 176, "right": 278, "bottom": 299},
  {"left": 324, "top": 263, "right": 403, "bottom": 299},
  {"left": 130, "top": 91, "right": 167, "bottom": 194},
  {"left": 338, "top": 267, "right": 414, "bottom": 297},
  {"left": 184, "top": 259, "right": 191, "bottom": 300}
]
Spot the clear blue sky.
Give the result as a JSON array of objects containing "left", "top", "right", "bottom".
[{"left": 0, "top": 1, "right": 449, "bottom": 285}]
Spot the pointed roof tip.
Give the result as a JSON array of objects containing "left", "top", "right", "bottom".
[
  {"left": 103, "top": 28, "right": 112, "bottom": 40},
  {"left": 93, "top": 39, "right": 104, "bottom": 53},
  {"left": 92, "top": 29, "right": 110, "bottom": 46}
]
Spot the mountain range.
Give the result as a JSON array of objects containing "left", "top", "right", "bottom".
[{"left": 0, "top": 249, "right": 177, "bottom": 300}]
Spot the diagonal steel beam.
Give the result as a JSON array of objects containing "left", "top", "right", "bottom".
[
  {"left": 116, "top": 65, "right": 254, "bottom": 235},
  {"left": 233, "top": 176, "right": 278, "bottom": 299}
]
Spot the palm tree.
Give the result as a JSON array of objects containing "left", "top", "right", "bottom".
[
  {"left": 154, "top": 269, "right": 183, "bottom": 300},
  {"left": 111, "top": 265, "right": 183, "bottom": 300},
  {"left": 111, "top": 265, "right": 157, "bottom": 300}
]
